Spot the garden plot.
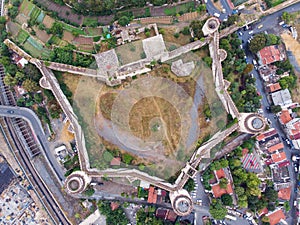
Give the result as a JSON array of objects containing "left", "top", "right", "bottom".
[
  {"left": 7, "top": 21, "right": 20, "bottom": 37},
  {"left": 34, "top": 26, "right": 51, "bottom": 43},
  {"left": 16, "top": 30, "right": 29, "bottom": 44},
  {"left": 19, "top": 0, "right": 35, "bottom": 16},
  {"left": 42, "top": 15, "right": 55, "bottom": 29}
]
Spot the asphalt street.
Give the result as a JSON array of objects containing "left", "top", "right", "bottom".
[
  {"left": 0, "top": 105, "right": 65, "bottom": 182},
  {"left": 238, "top": 12, "right": 300, "bottom": 223},
  {"left": 206, "top": 0, "right": 233, "bottom": 21}
]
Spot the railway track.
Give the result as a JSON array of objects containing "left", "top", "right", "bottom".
[
  {"left": 2, "top": 117, "right": 70, "bottom": 225},
  {"left": 0, "top": 64, "right": 70, "bottom": 225}
]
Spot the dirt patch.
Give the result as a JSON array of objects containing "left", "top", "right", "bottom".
[
  {"left": 42, "top": 15, "right": 55, "bottom": 29},
  {"left": 99, "top": 92, "right": 117, "bottom": 120},
  {"left": 61, "top": 121, "right": 75, "bottom": 143},
  {"left": 34, "top": 26, "right": 51, "bottom": 43},
  {"left": 62, "top": 30, "right": 75, "bottom": 42},
  {"left": 281, "top": 33, "right": 300, "bottom": 66},
  {"left": 6, "top": 21, "right": 20, "bottom": 37},
  {"left": 115, "top": 41, "right": 144, "bottom": 65},
  {"left": 62, "top": 73, "right": 81, "bottom": 94},
  {"left": 161, "top": 26, "right": 191, "bottom": 46},
  {"left": 129, "top": 96, "right": 181, "bottom": 156}
]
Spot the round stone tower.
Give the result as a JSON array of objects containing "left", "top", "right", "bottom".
[
  {"left": 169, "top": 189, "right": 193, "bottom": 216},
  {"left": 65, "top": 171, "right": 91, "bottom": 194}
]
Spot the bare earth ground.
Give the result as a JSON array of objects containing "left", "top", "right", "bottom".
[
  {"left": 281, "top": 33, "right": 300, "bottom": 105},
  {"left": 161, "top": 26, "right": 191, "bottom": 46},
  {"left": 42, "top": 15, "right": 55, "bottom": 29},
  {"left": 34, "top": 26, "right": 51, "bottom": 43},
  {"left": 6, "top": 21, "right": 20, "bottom": 37},
  {"left": 281, "top": 33, "right": 300, "bottom": 65},
  {"left": 62, "top": 30, "right": 75, "bottom": 43}
]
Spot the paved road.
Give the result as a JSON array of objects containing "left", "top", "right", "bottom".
[
  {"left": 0, "top": 0, "right": 4, "bottom": 16},
  {"left": 206, "top": 0, "right": 233, "bottom": 21},
  {"left": 238, "top": 21, "right": 299, "bottom": 224},
  {"left": 0, "top": 105, "right": 65, "bottom": 182}
]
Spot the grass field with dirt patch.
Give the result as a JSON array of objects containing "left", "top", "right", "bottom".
[
  {"left": 62, "top": 23, "right": 86, "bottom": 35},
  {"left": 129, "top": 96, "right": 181, "bottom": 156},
  {"left": 115, "top": 41, "right": 145, "bottom": 65},
  {"left": 161, "top": 27, "right": 191, "bottom": 47},
  {"left": 164, "top": 2, "right": 195, "bottom": 16},
  {"left": 7, "top": 21, "right": 21, "bottom": 37}
]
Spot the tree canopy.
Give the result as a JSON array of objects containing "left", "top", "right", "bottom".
[{"left": 209, "top": 199, "right": 227, "bottom": 220}]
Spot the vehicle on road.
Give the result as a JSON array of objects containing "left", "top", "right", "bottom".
[
  {"left": 249, "top": 30, "right": 253, "bottom": 34},
  {"left": 258, "top": 24, "right": 263, "bottom": 29},
  {"left": 225, "top": 214, "right": 237, "bottom": 221},
  {"left": 7, "top": 110, "right": 14, "bottom": 114},
  {"left": 279, "top": 21, "right": 285, "bottom": 26},
  {"left": 214, "top": 12, "right": 220, "bottom": 18}
]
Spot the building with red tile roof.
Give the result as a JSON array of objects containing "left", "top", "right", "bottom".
[
  {"left": 267, "top": 142, "right": 284, "bottom": 153},
  {"left": 155, "top": 208, "right": 178, "bottom": 222},
  {"left": 271, "top": 152, "right": 287, "bottom": 164},
  {"left": 215, "top": 168, "right": 226, "bottom": 179},
  {"left": 110, "top": 202, "right": 120, "bottom": 211},
  {"left": 279, "top": 109, "right": 292, "bottom": 125},
  {"left": 147, "top": 186, "right": 157, "bottom": 204},
  {"left": 278, "top": 186, "right": 291, "bottom": 200},
  {"left": 258, "top": 45, "right": 283, "bottom": 65},
  {"left": 211, "top": 183, "right": 234, "bottom": 198},
  {"left": 278, "top": 160, "right": 290, "bottom": 168},
  {"left": 256, "top": 128, "right": 277, "bottom": 141},
  {"left": 266, "top": 83, "right": 281, "bottom": 93},
  {"left": 258, "top": 207, "right": 269, "bottom": 217},
  {"left": 266, "top": 209, "right": 286, "bottom": 225},
  {"left": 110, "top": 157, "right": 121, "bottom": 166}
]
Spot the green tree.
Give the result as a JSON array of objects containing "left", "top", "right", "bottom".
[
  {"left": 243, "top": 64, "right": 254, "bottom": 74},
  {"left": 50, "top": 22, "right": 63, "bottom": 37},
  {"left": 181, "top": 26, "right": 190, "bottom": 35},
  {"left": 23, "top": 79, "right": 39, "bottom": 92},
  {"left": 34, "top": 93, "right": 43, "bottom": 103},
  {"left": 15, "top": 71, "right": 25, "bottom": 82},
  {"left": 122, "top": 153, "right": 133, "bottom": 165},
  {"left": 221, "top": 194, "right": 233, "bottom": 206},
  {"left": 249, "top": 33, "right": 267, "bottom": 53},
  {"left": 184, "top": 178, "right": 195, "bottom": 192},
  {"left": 4, "top": 74, "right": 17, "bottom": 86},
  {"left": 219, "top": 178, "right": 228, "bottom": 189},
  {"left": 118, "top": 16, "right": 130, "bottom": 26},
  {"left": 209, "top": 199, "right": 227, "bottom": 220},
  {"left": 282, "top": 12, "right": 292, "bottom": 24},
  {"left": 270, "top": 105, "right": 282, "bottom": 113},
  {"left": 264, "top": 187, "right": 278, "bottom": 202},
  {"left": 235, "top": 186, "right": 245, "bottom": 196},
  {"left": 284, "top": 201, "right": 290, "bottom": 212},
  {"left": 220, "top": 159, "right": 229, "bottom": 168}
]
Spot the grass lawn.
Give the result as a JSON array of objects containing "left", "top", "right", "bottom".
[
  {"left": 271, "top": 0, "right": 284, "bottom": 7},
  {"left": 23, "top": 41, "right": 42, "bottom": 58},
  {"left": 164, "top": 2, "right": 195, "bottom": 16},
  {"left": 29, "top": 7, "right": 41, "bottom": 22},
  {"left": 83, "top": 17, "right": 98, "bottom": 27},
  {"left": 61, "top": 23, "right": 86, "bottom": 35},
  {"left": 20, "top": 0, "right": 35, "bottom": 16},
  {"left": 16, "top": 30, "right": 29, "bottom": 44}
]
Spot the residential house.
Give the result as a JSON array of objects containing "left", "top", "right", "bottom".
[
  {"left": 266, "top": 83, "right": 281, "bottom": 93},
  {"left": 155, "top": 208, "right": 178, "bottom": 222},
  {"left": 266, "top": 209, "right": 286, "bottom": 225},
  {"left": 271, "top": 152, "right": 287, "bottom": 164},
  {"left": 210, "top": 168, "right": 234, "bottom": 199},
  {"left": 278, "top": 109, "right": 292, "bottom": 126},
  {"left": 277, "top": 186, "right": 291, "bottom": 201},
  {"left": 147, "top": 186, "right": 157, "bottom": 204},
  {"left": 271, "top": 89, "right": 292, "bottom": 106},
  {"left": 110, "top": 157, "right": 121, "bottom": 166},
  {"left": 285, "top": 118, "right": 300, "bottom": 149},
  {"left": 258, "top": 65, "right": 277, "bottom": 82},
  {"left": 257, "top": 45, "right": 284, "bottom": 65}
]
